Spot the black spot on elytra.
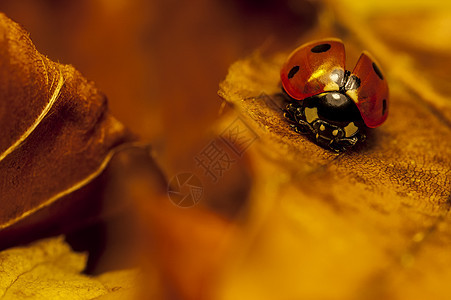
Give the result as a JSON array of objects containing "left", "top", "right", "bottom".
[
  {"left": 311, "top": 43, "right": 331, "bottom": 53},
  {"left": 288, "top": 65, "right": 300, "bottom": 79},
  {"left": 372, "top": 62, "right": 384, "bottom": 80},
  {"left": 382, "top": 99, "right": 387, "bottom": 115}
]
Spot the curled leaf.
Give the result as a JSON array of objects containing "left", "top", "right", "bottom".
[{"left": 0, "top": 13, "right": 133, "bottom": 247}]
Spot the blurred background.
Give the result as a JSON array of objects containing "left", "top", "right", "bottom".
[
  {"left": 0, "top": 0, "right": 318, "bottom": 174},
  {"left": 1, "top": 0, "right": 450, "bottom": 299}
]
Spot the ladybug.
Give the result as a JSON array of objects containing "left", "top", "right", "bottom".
[{"left": 281, "top": 38, "right": 389, "bottom": 152}]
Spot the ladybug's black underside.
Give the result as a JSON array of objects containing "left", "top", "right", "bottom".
[{"left": 283, "top": 90, "right": 366, "bottom": 152}]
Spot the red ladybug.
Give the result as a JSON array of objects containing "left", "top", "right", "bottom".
[{"left": 281, "top": 38, "right": 389, "bottom": 151}]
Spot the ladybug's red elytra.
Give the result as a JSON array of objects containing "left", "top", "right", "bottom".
[{"left": 281, "top": 38, "right": 389, "bottom": 152}]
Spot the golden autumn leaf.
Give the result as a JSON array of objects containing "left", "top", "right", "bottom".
[
  {"left": 0, "top": 236, "right": 139, "bottom": 300},
  {"left": 213, "top": 2, "right": 451, "bottom": 300}
]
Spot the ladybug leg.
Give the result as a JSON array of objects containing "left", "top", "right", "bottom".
[
  {"left": 284, "top": 102, "right": 307, "bottom": 124},
  {"left": 332, "top": 134, "right": 362, "bottom": 151},
  {"left": 284, "top": 103, "right": 314, "bottom": 135},
  {"left": 292, "top": 119, "right": 314, "bottom": 135},
  {"left": 328, "top": 141, "right": 344, "bottom": 153},
  {"left": 284, "top": 103, "right": 301, "bottom": 121}
]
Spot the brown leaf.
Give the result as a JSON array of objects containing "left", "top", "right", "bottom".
[
  {"left": 0, "top": 13, "right": 133, "bottom": 248},
  {"left": 216, "top": 6, "right": 451, "bottom": 299}
]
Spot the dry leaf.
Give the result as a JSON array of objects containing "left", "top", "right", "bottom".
[
  {"left": 0, "top": 236, "right": 139, "bottom": 300},
  {"left": 0, "top": 13, "right": 135, "bottom": 248},
  {"left": 2, "top": 2, "right": 450, "bottom": 300},
  {"left": 215, "top": 3, "right": 451, "bottom": 299}
]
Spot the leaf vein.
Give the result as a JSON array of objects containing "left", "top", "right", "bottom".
[{"left": 0, "top": 68, "right": 64, "bottom": 163}]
